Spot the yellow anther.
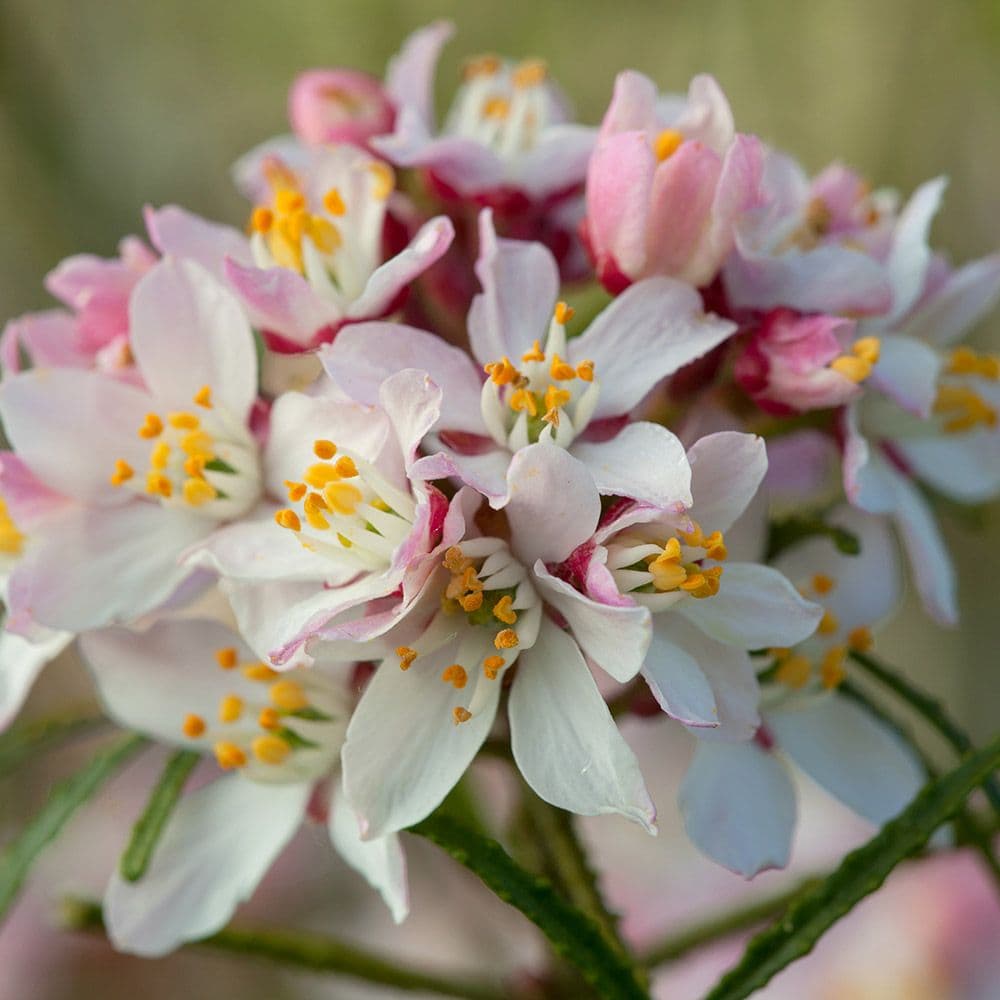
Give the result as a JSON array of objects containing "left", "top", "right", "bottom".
[
  {"left": 138, "top": 413, "right": 163, "bottom": 439},
  {"left": 852, "top": 336, "right": 881, "bottom": 365},
  {"left": 549, "top": 354, "right": 576, "bottom": 381},
  {"left": 368, "top": 161, "right": 395, "bottom": 200},
  {"left": 252, "top": 734, "right": 292, "bottom": 765},
  {"left": 805, "top": 196, "right": 832, "bottom": 236},
  {"left": 463, "top": 54, "right": 502, "bottom": 79},
  {"left": 453, "top": 706, "right": 473, "bottom": 725},
  {"left": 304, "top": 462, "right": 340, "bottom": 488},
  {"left": 522, "top": 339, "right": 546, "bottom": 363},
  {"left": 110, "top": 459, "right": 134, "bottom": 487},
  {"left": 251, "top": 206, "right": 274, "bottom": 233},
  {"left": 275, "top": 188, "right": 306, "bottom": 214},
  {"left": 484, "top": 357, "right": 519, "bottom": 385},
  {"left": 263, "top": 157, "right": 300, "bottom": 192},
  {"left": 681, "top": 565, "right": 723, "bottom": 599},
  {"left": 492, "top": 595, "right": 518, "bottom": 625},
  {"left": 441, "top": 664, "right": 468, "bottom": 689},
  {"left": 184, "top": 456, "right": 205, "bottom": 478},
  {"left": 168, "top": 411, "right": 200, "bottom": 431},
  {"left": 820, "top": 645, "right": 847, "bottom": 689},
  {"left": 554, "top": 301, "right": 575, "bottom": 325},
  {"left": 848, "top": 625, "right": 874, "bottom": 652},
  {"left": 512, "top": 58, "right": 547, "bottom": 88},
  {"left": 146, "top": 472, "right": 172, "bottom": 498},
  {"left": 933, "top": 385, "right": 998, "bottom": 433},
  {"left": 180, "top": 431, "right": 214, "bottom": 460},
  {"left": 812, "top": 573, "right": 836, "bottom": 595},
  {"left": 443, "top": 546, "right": 471, "bottom": 573},
  {"left": 509, "top": 388, "right": 538, "bottom": 416},
  {"left": 313, "top": 439, "right": 337, "bottom": 460},
  {"left": 680, "top": 523, "right": 705, "bottom": 548},
  {"left": 494, "top": 628, "right": 519, "bottom": 650},
  {"left": 149, "top": 441, "right": 171, "bottom": 471},
  {"left": 183, "top": 477, "right": 218, "bottom": 507},
  {"left": 215, "top": 647, "right": 238, "bottom": 670},
  {"left": 0, "top": 500, "right": 24, "bottom": 556},
  {"left": 397, "top": 646, "right": 418, "bottom": 671},
  {"left": 182, "top": 714, "right": 206, "bottom": 738},
  {"left": 483, "top": 655, "right": 505, "bottom": 680},
  {"left": 542, "top": 408, "right": 560, "bottom": 427},
  {"left": 775, "top": 654, "right": 812, "bottom": 689},
  {"left": 576, "top": 360, "right": 595, "bottom": 382},
  {"left": 275, "top": 508, "right": 302, "bottom": 532},
  {"left": 258, "top": 707, "right": 281, "bottom": 730},
  {"left": 193, "top": 385, "right": 213, "bottom": 409},
  {"left": 830, "top": 354, "right": 873, "bottom": 383},
  {"left": 459, "top": 591, "right": 484, "bottom": 612},
  {"left": 703, "top": 531, "right": 728, "bottom": 561},
  {"left": 243, "top": 662, "right": 279, "bottom": 682},
  {"left": 269, "top": 679, "right": 309, "bottom": 711},
  {"left": 323, "top": 187, "right": 346, "bottom": 216},
  {"left": 308, "top": 217, "right": 342, "bottom": 254},
  {"left": 544, "top": 385, "right": 571, "bottom": 412},
  {"left": 285, "top": 480, "right": 308, "bottom": 502},
  {"left": 304, "top": 493, "right": 331, "bottom": 530},
  {"left": 482, "top": 96, "right": 511, "bottom": 119},
  {"left": 334, "top": 456, "right": 358, "bottom": 478},
  {"left": 214, "top": 741, "right": 247, "bottom": 770},
  {"left": 818, "top": 610, "right": 840, "bottom": 635},
  {"left": 649, "top": 558, "right": 688, "bottom": 592},
  {"left": 654, "top": 128, "right": 684, "bottom": 162},
  {"left": 218, "top": 694, "right": 244, "bottom": 724},
  {"left": 323, "top": 481, "right": 364, "bottom": 515},
  {"left": 946, "top": 346, "right": 1000, "bottom": 380}
]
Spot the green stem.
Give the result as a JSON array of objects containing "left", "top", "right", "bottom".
[
  {"left": 0, "top": 712, "right": 107, "bottom": 779},
  {"left": 639, "top": 877, "right": 822, "bottom": 968},
  {"left": 410, "top": 812, "right": 650, "bottom": 1000},
  {"left": 62, "top": 898, "right": 509, "bottom": 1000}
]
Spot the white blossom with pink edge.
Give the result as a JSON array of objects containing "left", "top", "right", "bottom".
[
  {"left": 81, "top": 616, "right": 407, "bottom": 957},
  {"left": 339, "top": 444, "right": 656, "bottom": 841},
  {"left": 680, "top": 506, "right": 923, "bottom": 876},
  {"left": 0, "top": 258, "right": 262, "bottom": 634},
  {"left": 323, "top": 209, "right": 735, "bottom": 508}
]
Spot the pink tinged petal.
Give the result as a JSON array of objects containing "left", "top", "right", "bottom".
[
  {"left": 896, "top": 432, "right": 1000, "bottom": 504},
  {"left": 0, "top": 368, "right": 150, "bottom": 503},
  {"left": 687, "top": 431, "right": 768, "bottom": 534},
  {"left": 320, "top": 322, "right": 486, "bottom": 436},
  {"left": 768, "top": 694, "right": 924, "bottom": 826},
  {"left": 377, "top": 369, "right": 443, "bottom": 469},
  {"left": 104, "top": 775, "right": 310, "bottom": 957},
  {"left": 679, "top": 738, "right": 795, "bottom": 876},
  {"left": 7, "top": 502, "right": 209, "bottom": 633},
  {"left": 1, "top": 311, "right": 90, "bottom": 372},
  {"left": 532, "top": 561, "right": 651, "bottom": 683},
  {"left": 598, "top": 70, "right": 659, "bottom": 139},
  {"left": 328, "top": 782, "right": 409, "bottom": 923},
  {"left": 468, "top": 210, "right": 560, "bottom": 364},
  {"left": 508, "top": 622, "right": 656, "bottom": 832},
  {"left": 869, "top": 333, "right": 941, "bottom": 418},
  {"left": 678, "top": 562, "right": 823, "bottom": 649},
  {"left": 341, "top": 639, "right": 501, "bottom": 838},
  {"left": 641, "top": 627, "right": 718, "bottom": 727},
  {"left": 573, "top": 277, "right": 736, "bottom": 421},
  {"left": 384, "top": 20, "right": 454, "bottom": 129},
  {"left": 347, "top": 216, "right": 454, "bottom": 321},
  {"left": 0, "top": 454, "right": 71, "bottom": 530},
  {"left": 900, "top": 254, "right": 1000, "bottom": 346},
  {"left": 884, "top": 177, "right": 947, "bottom": 325},
  {"left": 0, "top": 626, "right": 72, "bottom": 732},
  {"left": 570, "top": 422, "right": 692, "bottom": 507},
  {"left": 505, "top": 444, "right": 601, "bottom": 564},
  {"left": 130, "top": 258, "right": 257, "bottom": 420},
  {"left": 672, "top": 75, "right": 735, "bottom": 154},
  {"left": 289, "top": 69, "right": 395, "bottom": 146},
  {"left": 374, "top": 129, "right": 504, "bottom": 194},
  {"left": 143, "top": 205, "right": 253, "bottom": 280},
  {"left": 512, "top": 124, "right": 597, "bottom": 199},
  {"left": 411, "top": 447, "right": 510, "bottom": 508},
  {"left": 764, "top": 430, "right": 840, "bottom": 508},
  {"left": 841, "top": 405, "right": 898, "bottom": 514},
  {"left": 585, "top": 131, "right": 656, "bottom": 281}
]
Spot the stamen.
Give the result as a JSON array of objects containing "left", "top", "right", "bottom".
[
  {"left": 544, "top": 385, "right": 571, "bottom": 411},
  {"left": 304, "top": 463, "right": 341, "bottom": 488},
  {"left": 285, "top": 481, "right": 308, "bottom": 502},
  {"left": 146, "top": 472, "right": 172, "bottom": 498},
  {"left": 483, "top": 655, "right": 504, "bottom": 680},
  {"left": 463, "top": 54, "right": 501, "bottom": 79},
  {"left": 946, "top": 346, "right": 1000, "bottom": 380},
  {"left": 549, "top": 354, "right": 576, "bottom": 381},
  {"left": 494, "top": 628, "right": 519, "bottom": 650},
  {"left": 484, "top": 357, "right": 519, "bottom": 385},
  {"left": 182, "top": 714, "right": 206, "bottom": 738},
  {"left": 820, "top": 645, "right": 847, "bottom": 689},
  {"left": 522, "top": 339, "right": 546, "bottom": 363},
  {"left": 334, "top": 456, "right": 358, "bottom": 478},
  {"left": 303, "top": 493, "right": 331, "bottom": 530},
  {"left": 396, "top": 646, "right": 418, "bottom": 671},
  {"left": 275, "top": 189, "right": 306, "bottom": 214},
  {"left": 110, "top": 459, "right": 134, "bottom": 486},
  {"left": 441, "top": 664, "right": 468, "bottom": 689},
  {"left": 812, "top": 573, "right": 836, "bottom": 595},
  {"left": 459, "top": 591, "right": 484, "bottom": 612},
  {"left": 275, "top": 508, "right": 302, "bottom": 532},
  {"left": 508, "top": 388, "right": 537, "bottom": 416},
  {"left": 323, "top": 187, "right": 346, "bottom": 216},
  {"left": 251, "top": 207, "right": 274, "bottom": 233},
  {"left": 482, "top": 96, "right": 511, "bottom": 119},
  {"left": 654, "top": 128, "right": 684, "bottom": 162},
  {"left": 443, "top": 546, "right": 471, "bottom": 573},
  {"left": 215, "top": 647, "right": 238, "bottom": 670},
  {"left": 775, "top": 654, "right": 811, "bottom": 689},
  {"left": 492, "top": 595, "right": 518, "bottom": 625},
  {"left": 817, "top": 610, "right": 839, "bottom": 635},
  {"left": 243, "top": 663, "right": 279, "bottom": 682},
  {"left": 183, "top": 477, "right": 218, "bottom": 507},
  {"left": 848, "top": 626, "right": 874, "bottom": 652},
  {"left": 512, "top": 59, "right": 547, "bottom": 88},
  {"left": 452, "top": 707, "right": 472, "bottom": 725},
  {"left": 852, "top": 336, "right": 881, "bottom": 365},
  {"left": 368, "top": 161, "right": 395, "bottom": 200},
  {"left": 554, "top": 301, "right": 575, "bottom": 324},
  {"left": 193, "top": 385, "right": 213, "bottom": 409},
  {"left": 313, "top": 439, "right": 337, "bottom": 460},
  {"left": 270, "top": 679, "right": 309, "bottom": 711},
  {"left": 252, "top": 734, "right": 292, "bottom": 765},
  {"left": 214, "top": 741, "right": 247, "bottom": 770},
  {"left": 138, "top": 413, "right": 163, "bottom": 439},
  {"left": 168, "top": 412, "right": 200, "bottom": 431},
  {"left": 576, "top": 360, "right": 595, "bottom": 382},
  {"left": 258, "top": 707, "right": 281, "bottom": 730},
  {"left": 323, "top": 481, "right": 363, "bottom": 515},
  {"left": 219, "top": 694, "right": 244, "bottom": 724},
  {"left": 830, "top": 355, "right": 873, "bottom": 383}
]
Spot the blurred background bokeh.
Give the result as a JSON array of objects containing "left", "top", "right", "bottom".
[{"left": 2, "top": 1, "right": 999, "bottom": 997}]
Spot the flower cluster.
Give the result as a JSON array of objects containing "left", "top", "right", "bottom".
[{"left": 2, "top": 20, "right": 996, "bottom": 959}]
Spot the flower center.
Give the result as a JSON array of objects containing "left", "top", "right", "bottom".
[
  {"left": 110, "top": 386, "right": 260, "bottom": 519},
  {"left": 274, "top": 438, "right": 416, "bottom": 572},
  {"left": 481, "top": 302, "right": 599, "bottom": 449}
]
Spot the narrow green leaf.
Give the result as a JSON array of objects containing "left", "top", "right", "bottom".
[
  {"left": 705, "top": 734, "right": 1000, "bottom": 1000},
  {"left": 0, "top": 734, "right": 146, "bottom": 922},
  {"left": 119, "top": 749, "right": 199, "bottom": 882},
  {"left": 410, "top": 812, "right": 649, "bottom": 1000},
  {"left": 0, "top": 713, "right": 106, "bottom": 779}
]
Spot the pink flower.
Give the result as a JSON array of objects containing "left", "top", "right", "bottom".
[
  {"left": 583, "top": 71, "right": 764, "bottom": 292},
  {"left": 289, "top": 68, "right": 395, "bottom": 148}
]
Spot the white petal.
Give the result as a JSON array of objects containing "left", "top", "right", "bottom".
[
  {"left": 679, "top": 738, "right": 795, "bottom": 876},
  {"left": 104, "top": 775, "right": 309, "bottom": 956},
  {"left": 869, "top": 333, "right": 941, "bottom": 418},
  {"left": 642, "top": 626, "right": 718, "bottom": 727},
  {"left": 687, "top": 431, "right": 767, "bottom": 533},
  {"left": 895, "top": 432, "right": 1000, "bottom": 505},
  {"left": 0, "top": 626, "right": 72, "bottom": 731},
  {"left": 509, "top": 622, "right": 656, "bottom": 831}
]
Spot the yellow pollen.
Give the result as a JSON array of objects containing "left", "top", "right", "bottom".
[
  {"left": 933, "top": 384, "right": 998, "bottom": 434},
  {"left": 830, "top": 354, "right": 873, "bottom": 383},
  {"left": 775, "top": 654, "right": 812, "bottom": 689},
  {"left": 812, "top": 573, "right": 836, "bottom": 595},
  {"left": 482, "top": 95, "right": 511, "bottom": 119},
  {"left": 554, "top": 301, "right": 575, "bottom": 325},
  {"left": 509, "top": 388, "right": 538, "bottom": 416},
  {"left": 193, "top": 385, "right": 213, "bottom": 409},
  {"left": 549, "top": 354, "right": 576, "bottom": 381},
  {"left": 649, "top": 560, "right": 687, "bottom": 592},
  {"left": 575, "top": 360, "right": 595, "bottom": 382},
  {"left": 251, "top": 206, "right": 274, "bottom": 233},
  {"left": 218, "top": 694, "right": 244, "bottom": 724},
  {"left": 270, "top": 679, "right": 309, "bottom": 711},
  {"left": 275, "top": 508, "right": 302, "bottom": 532},
  {"left": 485, "top": 357, "right": 519, "bottom": 385},
  {"left": 544, "top": 384, "right": 571, "bottom": 412},
  {"left": 543, "top": 407, "right": 560, "bottom": 427},
  {"left": 168, "top": 411, "right": 200, "bottom": 431},
  {"left": 334, "top": 456, "right": 358, "bottom": 478},
  {"left": 252, "top": 734, "right": 292, "bottom": 765},
  {"left": 183, "top": 456, "right": 205, "bottom": 478},
  {"left": 522, "top": 339, "right": 546, "bottom": 363},
  {"left": 512, "top": 58, "right": 547, "bottom": 88},
  {"left": 149, "top": 441, "right": 171, "bottom": 470},
  {"left": 848, "top": 625, "right": 874, "bottom": 652},
  {"left": 463, "top": 54, "right": 501, "bottom": 79},
  {"left": 258, "top": 707, "right": 281, "bottom": 730},
  {"left": 441, "top": 664, "right": 468, "bottom": 689},
  {"left": 323, "top": 187, "right": 347, "bottom": 216},
  {"left": 703, "top": 531, "right": 728, "bottom": 561},
  {"left": 285, "top": 481, "right": 308, "bottom": 502},
  {"left": 275, "top": 188, "right": 306, "bottom": 214},
  {"left": 817, "top": 610, "right": 839, "bottom": 635},
  {"left": 681, "top": 565, "right": 723, "bottom": 599},
  {"left": 494, "top": 628, "right": 519, "bottom": 650},
  {"left": 243, "top": 663, "right": 279, "bottom": 682},
  {"left": 852, "top": 336, "right": 881, "bottom": 365},
  {"left": 443, "top": 546, "right": 471, "bottom": 573},
  {"left": 146, "top": 472, "right": 172, "bottom": 498},
  {"left": 368, "top": 161, "right": 395, "bottom": 200},
  {"left": 304, "top": 462, "right": 341, "bottom": 488},
  {"left": 453, "top": 706, "right": 473, "bottom": 725},
  {"left": 483, "top": 655, "right": 505, "bottom": 680},
  {"left": 138, "top": 413, "right": 163, "bottom": 439},
  {"left": 492, "top": 595, "right": 518, "bottom": 625},
  {"left": 215, "top": 647, "right": 238, "bottom": 670},
  {"left": 180, "top": 430, "right": 214, "bottom": 460},
  {"left": 946, "top": 346, "right": 1000, "bottom": 380},
  {"left": 182, "top": 714, "right": 206, "bottom": 738},
  {"left": 323, "top": 481, "right": 364, "bottom": 515},
  {"left": 214, "top": 741, "right": 247, "bottom": 770},
  {"left": 183, "top": 477, "right": 218, "bottom": 507},
  {"left": 821, "top": 645, "right": 847, "bottom": 689},
  {"left": 304, "top": 493, "right": 331, "bottom": 530},
  {"left": 397, "top": 646, "right": 418, "bottom": 671},
  {"left": 680, "top": 523, "right": 704, "bottom": 547},
  {"left": 654, "top": 128, "right": 685, "bottom": 162},
  {"left": 459, "top": 591, "right": 484, "bottom": 612},
  {"left": 308, "top": 216, "right": 341, "bottom": 254},
  {"left": 313, "top": 439, "right": 337, "bottom": 459},
  {"left": 110, "top": 459, "right": 134, "bottom": 487}
]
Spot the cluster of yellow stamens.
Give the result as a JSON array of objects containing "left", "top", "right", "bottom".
[
  {"left": 250, "top": 180, "right": 346, "bottom": 274},
  {"left": 0, "top": 497, "right": 25, "bottom": 557},
  {"left": 461, "top": 55, "right": 548, "bottom": 124},
  {"left": 830, "top": 336, "right": 881, "bottom": 384},
  {"left": 933, "top": 384, "right": 998, "bottom": 434},
  {"left": 275, "top": 439, "right": 364, "bottom": 538},
  {"left": 110, "top": 386, "right": 225, "bottom": 507},
  {"left": 647, "top": 522, "right": 726, "bottom": 599}
]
